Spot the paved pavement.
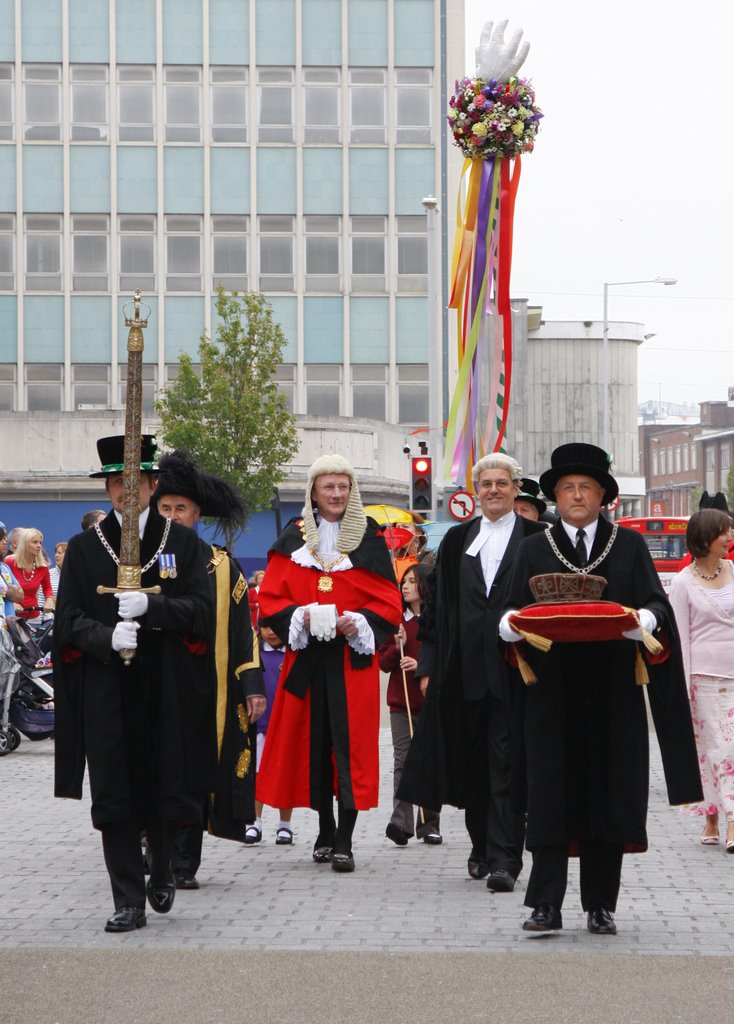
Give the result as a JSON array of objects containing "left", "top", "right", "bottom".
[{"left": 1, "top": 728, "right": 733, "bottom": 1023}]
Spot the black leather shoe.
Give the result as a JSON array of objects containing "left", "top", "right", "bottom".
[
  {"left": 312, "top": 845, "right": 333, "bottom": 863},
  {"left": 467, "top": 858, "right": 490, "bottom": 880},
  {"left": 385, "top": 823, "right": 410, "bottom": 846},
  {"left": 486, "top": 869, "right": 516, "bottom": 893},
  {"left": 331, "top": 852, "right": 355, "bottom": 872},
  {"left": 174, "top": 872, "right": 200, "bottom": 890},
  {"left": 422, "top": 833, "right": 443, "bottom": 845},
  {"left": 522, "top": 904, "right": 562, "bottom": 932},
  {"left": 587, "top": 907, "right": 617, "bottom": 935},
  {"left": 105, "top": 907, "right": 147, "bottom": 933},
  {"left": 146, "top": 874, "right": 176, "bottom": 914}
]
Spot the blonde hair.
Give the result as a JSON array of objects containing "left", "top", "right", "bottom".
[{"left": 14, "top": 528, "right": 44, "bottom": 570}]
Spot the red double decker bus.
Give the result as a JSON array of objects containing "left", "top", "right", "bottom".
[{"left": 616, "top": 516, "right": 688, "bottom": 592}]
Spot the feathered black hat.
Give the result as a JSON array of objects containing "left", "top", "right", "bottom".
[
  {"left": 154, "top": 449, "right": 247, "bottom": 537},
  {"left": 699, "top": 491, "right": 731, "bottom": 514}
]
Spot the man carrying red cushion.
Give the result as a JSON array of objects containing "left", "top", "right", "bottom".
[{"left": 499, "top": 442, "right": 701, "bottom": 936}]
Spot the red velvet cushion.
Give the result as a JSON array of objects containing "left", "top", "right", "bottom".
[{"left": 509, "top": 601, "right": 639, "bottom": 644}]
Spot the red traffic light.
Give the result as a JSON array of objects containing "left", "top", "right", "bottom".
[
  {"left": 410, "top": 456, "right": 432, "bottom": 512},
  {"left": 414, "top": 458, "right": 430, "bottom": 474}
]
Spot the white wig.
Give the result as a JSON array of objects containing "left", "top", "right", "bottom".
[{"left": 471, "top": 452, "right": 523, "bottom": 484}]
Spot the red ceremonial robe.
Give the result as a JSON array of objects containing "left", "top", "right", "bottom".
[{"left": 256, "top": 519, "right": 401, "bottom": 811}]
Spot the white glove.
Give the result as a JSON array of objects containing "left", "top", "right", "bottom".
[
  {"left": 112, "top": 620, "right": 140, "bottom": 652},
  {"left": 115, "top": 591, "right": 149, "bottom": 619},
  {"left": 499, "top": 610, "right": 523, "bottom": 643},
  {"left": 475, "top": 19, "right": 530, "bottom": 83},
  {"left": 622, "top": 608, "right": 658, "bottom": 642},
  {"left": 309, "top": 604, "right": 337, "bottom": 641}
]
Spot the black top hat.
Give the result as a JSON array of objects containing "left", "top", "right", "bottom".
[
  {"left": 154, "top": 449, "right": 247, "bottom": 536},
  {"left": 699, "top": 491, "right": 731, "bottom": 514},
  {"left": 515, "top": 477, "right": 547, "bottom": 515},
  {"left": 539, "top": 443, "right": 618, "bottom": 506},
  {"left": 89, "top": 434, "right": 159, "bottom": 478}
]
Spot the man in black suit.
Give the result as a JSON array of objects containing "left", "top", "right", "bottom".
[
  {"left": 499, "top": 443, "right": 702, "bottom": 935},
  {"left": 398, "top": 453, "right": 546, "bottom": 892}
]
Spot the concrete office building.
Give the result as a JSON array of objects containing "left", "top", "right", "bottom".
[{"left": 0, "top": 0, "right": 465, "bottom": 561}]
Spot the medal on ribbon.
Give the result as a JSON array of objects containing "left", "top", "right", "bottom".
[{"left": 158, "top": 553, "right": 177, "bottom": 579}]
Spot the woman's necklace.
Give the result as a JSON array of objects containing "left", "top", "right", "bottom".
[
  {"left": 692, "top": 559, "right": 724, "bottom": 581},
  {"left": 21, "top": 561, "right": 37, "bottom": 582}
]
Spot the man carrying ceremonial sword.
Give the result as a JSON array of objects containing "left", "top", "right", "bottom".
[{"left": 54, "top": 295, "right": 216, "bottom": 933}]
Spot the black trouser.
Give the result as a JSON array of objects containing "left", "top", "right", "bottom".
[
  {"left": 101, "top": 818, "right": 178, "bottom": 910},
  {"left": 463, "top": 693, "right": 525, "bottom": 878},
  {"left": 525, "top": 839, "right": 624, "bottom": 912},
  {"left": 313, "top": 669, "right": 357, "bottom": 856},
  {"left": 171, "top": 820, "right": 204, "bottom": 877}
]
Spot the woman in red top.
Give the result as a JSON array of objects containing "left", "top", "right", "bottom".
[
  {"left": 6, "top": 527, "right": 54, "bottom": 621},
  {"left": 379, "top": 562, "right": 441, "bottom": 846}
]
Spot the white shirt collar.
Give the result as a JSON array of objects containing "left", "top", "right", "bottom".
[
  {"left": 114, "top": 506, "right": 150, "bottom": 540},
  {"left": 560, "top": 516, "right": 598, "bottom": 548},
  {"left": 480, "top": 510, "right": 516, "bottom": 530}
]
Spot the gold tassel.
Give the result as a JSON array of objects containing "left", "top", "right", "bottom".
[
  {"left": 515, "top": 628, "right": 553, "bottom": 653},
  {"left": 635, "top": 648, "right": 649, "bottom": 686},
  {"left": 515, "top": 648, "right": 538, "bottom": 685},
  {"left": 641, "top": 629, "right": 663, "bottom": 656}
]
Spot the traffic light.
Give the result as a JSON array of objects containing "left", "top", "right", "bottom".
[{"left": 410, "top": 455, "right": 432, "bottom": 513}]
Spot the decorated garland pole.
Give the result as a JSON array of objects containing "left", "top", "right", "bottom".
[{"left": 443, "top": 20, "right": 542, "bottom": 488}]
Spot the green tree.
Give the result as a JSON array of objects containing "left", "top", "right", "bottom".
[{"left": 155, "top": 288, "right": 298, "bottom": 540}]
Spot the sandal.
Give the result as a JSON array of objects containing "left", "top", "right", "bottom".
[
  {"left": 275, "top": 826, "right": 293, "bottom": 845},
  {"left": 700, "top": 828, "right": 719, "bottom": 846},
  {"left": 244, "top": 824, "right": 262, "bottom": 845}
]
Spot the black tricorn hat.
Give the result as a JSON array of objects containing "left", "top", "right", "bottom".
[
  {"left": 89, "top": 434, "right": 159, "bottom": 478},
  {"left": 154, "top": 449, "right": 247, "bottom": 538},
  {"left": 539, "top": 443, "right": 619, "bottom": 506},
  {"left": 515, "top": 477, "right": 547, "bottom": 515}
]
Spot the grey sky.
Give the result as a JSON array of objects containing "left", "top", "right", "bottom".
[{"left": 462, "top": 1, "right": 734, "bottom": 409}]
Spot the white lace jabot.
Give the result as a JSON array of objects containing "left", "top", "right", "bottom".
[{"left": 291, "top": 516, "right": 354, "bottom": 571}]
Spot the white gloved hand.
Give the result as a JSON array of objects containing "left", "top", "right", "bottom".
[
  {"left": 309, "top": 604, "right": 337, "bottom": 641},
  {"left": 622, "top": 607, "right": 658, "bottom": 641},
  {"left": 115, "top": 591, "right": 149, "bottom": 619},
  {"left": 499, "top": 610, "right": 523, "bottom": 643},
  {"left": 475, "top": 19, "right": 530, "bottom": 83},
  {"left": 112, "top": 620, "right": 140, "bottom": 652}
]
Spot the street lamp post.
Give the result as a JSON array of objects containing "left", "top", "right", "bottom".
[
  {"left": 423, "top": 195, "right": 441, "bottom": 520},
  {"left": 602, "top": 276, "right": 677, "bottom": 456}
]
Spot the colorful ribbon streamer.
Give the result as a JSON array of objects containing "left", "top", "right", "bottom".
[{"left": 444, "top": 154, "right": 522, "bottom": 489}]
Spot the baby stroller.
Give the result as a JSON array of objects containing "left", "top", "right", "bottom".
[
  {"left": 0, "top": 624, "right": 21, "bottom": 754},
  {"left": 1, "top": 616, "right": 55, "bottom": 753}
]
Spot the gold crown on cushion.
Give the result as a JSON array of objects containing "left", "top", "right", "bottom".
[{"left": 529, "top": 573, "right": 607, "bottom": 603}]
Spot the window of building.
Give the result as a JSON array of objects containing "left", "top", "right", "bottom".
[
  {"left": 0, "top": 214, "right": 15, "bottom": 290},
  {"left": 396, "top": 69, "right": 432, "bottom": 143},
  {"left": 0, "top": 64, "right": 13, "bottom": 141},
  {"left": 683, "top": 444, "right": 689, "bottom": 472},
  {"left": 25, "top": 214, "right": 62, "bottom": 291},
  {"left": 118, "top": 65, "right": 155, "bottom": 142},
  {"left": 351, "top": 216, "right": 386, "bottom": 291},
  {"left": 304, "top": 68, "right": 340, "bottom": 143},
  {"left": 164, "top": 67, "right": 201, "bottom": 143},
  {"left": 651, "top": 449, "right": 658, "bottom": 477},
  {"left": 398, "top": 363, "right": 428, "bottom": 424},
  {"left": 25, "top": 363, "right": 63, "bottom": 411},
  {"left": 72, "top": 364, "right": 111, "bottom": 409},
  {"left": 120, "top": 363, "right": 157, "bottom": 413},
  {"left": 305, "top": 216, "right": 340, "bottom": 292},
  {"left": 352, "top": 364, "right": 387, "bottom": 420},
  {"left": 706, "top": 447, "right": 715, "bottom": 471},
  {"left": 211, "top": 66, "right": 247, "bottom": 143},
  {"left": 72, "top": 214, "right": 109, "bottom": 291},
  {"left": 721, "top": 443, "right": 730, "bottom": 471},
  {"left": 0, "top": 364, "right": 16, "bottom": 410},
  {"left": 691, "top": 443, "right": 697, "bottom": 470},
  {"left": 212, "top": 215, "right": 248, "bottom": 291},
  {"left": 257, "top": 68, "right": 294, "bottom": 143},
  {"left": 274, "top": 363, "right": 295, "bottom": 413},
  {"left": 258, "top": 215, "right": 294, "bottom": 291},
  {"left": 119, "top": 215, "right": 156, "bottom": 292},
  {"left": 164, "top": 362, "right": 201, "bottom": 387},
  {"left": 165, "top": 215, "right": 202, "bottom": 291},
  {"left": 23, "top": 64, "right": 61, "bottom": 141},
  {"left": 306, "top": 364, "right": 341, "bottom": 416},
  {"left": 70, "top": 65, "right": 108, "bottom": 141},
  {"left": 396, "top": 215, "right": 427, "bottom": 293},
  {"left": 674, "top": 445, "right": 681, "bottom": 473},
  {"left": 349, "top": 69, "right": 386, "bottom": 143}
]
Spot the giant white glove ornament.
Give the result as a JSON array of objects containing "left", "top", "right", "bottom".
[
  {"left": 309, "top": 604, "right": 337, "bottom": 642},
  {"left": 115, "top": 591, "right": 149, "bottom": 619},
  {"left": 622, "top": 608, "right": 657, "bottom": 642},
  {"left": 499, "top": 610, "right": 523, "bottom": 643},
  {"left": 112, "top": 620, "right": 140, "bottom": 652},
  {"left": 475, "top": 19, "right": 530, "bottom": 82}
]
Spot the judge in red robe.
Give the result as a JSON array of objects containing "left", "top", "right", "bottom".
[{"left": 256, "top": 455, "right": 402, "bottom": 872}]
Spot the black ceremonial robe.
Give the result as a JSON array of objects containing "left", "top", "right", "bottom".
[
  {"left": 503, "top": 516, "right": 703, "bottom": 853},
  {"left": 53, "top": 508, "right": 217, "bottom": 828}
]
